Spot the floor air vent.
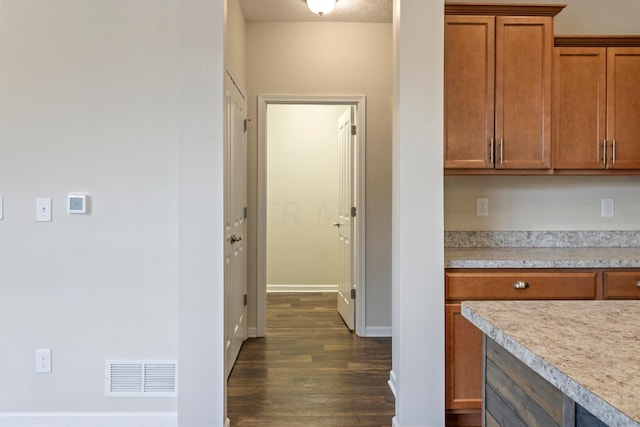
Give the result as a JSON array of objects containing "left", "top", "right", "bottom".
[{"left": 105, "top": 360, "right": 177, "bottom": 397}]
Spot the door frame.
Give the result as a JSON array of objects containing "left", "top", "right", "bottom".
[{"left": 257, "top": 94, "right": 367, "bottom": 337}]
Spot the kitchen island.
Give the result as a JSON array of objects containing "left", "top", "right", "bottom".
[{"left": 461, "top": 300, "right": 640, "bottom": 427}]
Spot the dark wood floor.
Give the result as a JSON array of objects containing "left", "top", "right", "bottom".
[{"left": 227, "top": 293, "right": 395, "bottom": 426}]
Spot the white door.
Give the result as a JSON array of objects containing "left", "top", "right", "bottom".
[
  {"left": 336, "top": 106, "right": 356, "bottom": 330},
  {"left": 224, "top": 72, "right": 248, "bottom": 378}
]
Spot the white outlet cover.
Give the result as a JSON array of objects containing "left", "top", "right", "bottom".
[
  {"left": 476, "top": 197, "right": 489, "bottom": 217},
  {"left": 35, "top": 348, "right": 52, "bottom": 373},
  {"left": 601, "top": 198, "right": 615, "bottom": 218}
]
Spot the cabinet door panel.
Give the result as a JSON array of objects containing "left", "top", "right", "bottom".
[
  {"left": 495, "top": 17, "right": 552, "bottom": 169},
  {"left": 553, "top": 48, "right": 607, "bottom": 169},
  {"left": 604, "top": 271, "right": 640, "bottom": 299},
  {"left": 444, "top": 16, "right": 495, "bottom": 169},
  {"left": 607, "top": 48, "right": 640, "bottom": 169},
  {"left": 446, "top": 304, "right": 483, "bottom": 410}
]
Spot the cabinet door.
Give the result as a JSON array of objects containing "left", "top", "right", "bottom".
[
  {"left": 445, "top": 304, "right": 483, "bottom": 411},
  {"left": 607, "top": 48, "right": 640, "bottom": 169},
  {"left": 604, "top": 271, "right": 640, "bottom": 299},
  {"left": 444, "top": 15, "right": 495, "bottom": 169},
  {"left": 495, "top": 17, "right": 552, "bottom": 169},
  {"left": 553, "top": 48, "right": 607, "bottom": 169}
]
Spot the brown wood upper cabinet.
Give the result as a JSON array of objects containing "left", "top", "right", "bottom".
[
  {"left": 554, "top": 38, "right": 640, "bottom": 170},
  {"left": 444, "top": 4, "right": 562, "bottom": 172}
]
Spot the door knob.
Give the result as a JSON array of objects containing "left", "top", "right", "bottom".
[
  {"left": 333, "top": 223, "right": 342, "bottom": 228},
  {"left": 229, "top": 234, "right": 242, "bottom": 244}
]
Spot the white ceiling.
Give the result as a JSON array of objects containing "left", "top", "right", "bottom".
[{"left": 239, "top": 0, "right": 393, "bottom": 23}]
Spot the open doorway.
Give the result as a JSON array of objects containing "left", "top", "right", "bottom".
[{"left": 256, "top": 95, "right": 367, "bottom": 337}]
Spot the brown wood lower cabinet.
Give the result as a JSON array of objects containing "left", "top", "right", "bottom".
[
  {"left": 446, "top": 304, "right": 484, "bottom": 412},
  {"left": 444, "top": 268, "right": 610, "bottom": 427},
  {"left": 604, "top": 271, "right": 640, "bottom": 299}
]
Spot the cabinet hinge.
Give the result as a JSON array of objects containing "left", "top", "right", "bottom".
[
  {"left": 244, "top": 294, "right": 247, "bottom": 306},
  {"left": 350, "top": 289, "right": 356, "bottom": 300},
  {"left": 351, "top": 206, "right": 356, "bottom": 217},
  {"left": 351, "top": 125, "right": 357, "bottom": 136}
]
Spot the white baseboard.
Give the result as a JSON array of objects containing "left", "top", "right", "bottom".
[
  {"left": 247, "top": 326, "right": 258, "bottom": 338},
  {"left": 388, "top": 370, "right": 397, "bottom": 398},
  {"left": 266, "top": 284, "right": 337, "bottom": 293},
  {"left": 225, "top": 417, "right": 230, "bottom": 427},
  {"left": 364, "top": 326, "right": 392, "bottom": 337},
  {"left": 0, "top": 413, "right": 177, "bottom": 427}
]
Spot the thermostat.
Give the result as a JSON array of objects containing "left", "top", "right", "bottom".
[{"left": 68, "top": 193, "right": 90, "bottom": 214}]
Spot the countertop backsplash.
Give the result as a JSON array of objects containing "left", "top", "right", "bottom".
[{"left": 445, "top": 230, "right": 640, "bottom": 248}]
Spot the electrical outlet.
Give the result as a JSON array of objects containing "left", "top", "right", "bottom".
[
  {"left": 476, "top": 197, "right": 489, "bottom": 217},
  {"left": 35, "top": 348, "right": 52, "bottom": 373},
  {"left": 601, "top": 198, "right": 615, "bottom": 218}
]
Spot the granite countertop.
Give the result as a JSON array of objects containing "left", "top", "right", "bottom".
[
  {"left": 462, "top": 300, "right": 640, "bottom": 427},
  {"left": 445, "top": 231, "right": 640, "bottom": 268},
  {"left": 446, "top": 247, "right": 640, "bottom": 268}
]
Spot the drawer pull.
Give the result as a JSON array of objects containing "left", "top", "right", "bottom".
[
  {"left": 513, "top": 281, "right": 530, "bottom": 290},
  {"left": 636, "top": 281, "right": 640, "bottom": 288}
]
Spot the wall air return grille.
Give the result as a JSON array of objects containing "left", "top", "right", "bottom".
[{"left": 105, "top": 360, "right": 177, "bottom": 397}]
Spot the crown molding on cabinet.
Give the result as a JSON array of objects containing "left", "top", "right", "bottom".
[
  {"left": 444, "top": 3, "right": 566, "bottom": 17},
  {"left": 555, "top": 35, "right": 640, "bottom": 47}
]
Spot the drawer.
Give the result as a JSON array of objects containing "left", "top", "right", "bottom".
[
  {"left": 446, "top": 271, "right": 598, "bottom": 300},
  {"left": 604, "top": 271, "right": 640, "bottom": 299}
]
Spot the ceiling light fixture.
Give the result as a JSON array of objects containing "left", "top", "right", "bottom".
[{"left": 306, "top": 0, "right": 338, "bottom": 16}]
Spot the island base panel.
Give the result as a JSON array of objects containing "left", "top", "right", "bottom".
[{"left": 484, "top": 336, "right": 608, "bottom": 427}]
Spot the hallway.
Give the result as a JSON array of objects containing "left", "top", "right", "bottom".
[{"left": 227, "top": 293, "right": 395, "bottom": 426}]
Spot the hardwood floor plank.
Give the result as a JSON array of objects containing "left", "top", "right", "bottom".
[{"left": 227, "top": 293, "right": 395, "bottom": 426}]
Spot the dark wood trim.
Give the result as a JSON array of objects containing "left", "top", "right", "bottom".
[
  {"left": 555, "top": 35, "right": 640, "bottom": 47},
  {"left": 444, "top": 3, "right": 566, "bottom": 17}
]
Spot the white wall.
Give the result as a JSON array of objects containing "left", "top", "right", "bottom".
[
  {"left": 266, "top": 104, "right": 345, "bottom": 289},
  {"left": 0, "top": 0, "right": 179, "bottom": 415},
  {"left": 446, "top": 176, "right": 640, "bottom": 230},
  {"left": 226, "top": 0, "right": 247, "bottom": 87},
  {"left": 392, "top": 1, "right": 445, "bottom": 426},
  {"left": 246, "top": 22, "right": 393, "bottom": 329},
  {"left": 177, "top": 0, "right": 226, "bottom": 425},
  {"left": 445, "top": 0, "right": 640, "bottom": 233}
]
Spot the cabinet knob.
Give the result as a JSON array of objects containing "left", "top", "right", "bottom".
[
  {"left": 636, "top": 281, "right": 640, "bottom": 288},
  {"left": 513, "top": 281, "right": 530, "bottom": 290}
]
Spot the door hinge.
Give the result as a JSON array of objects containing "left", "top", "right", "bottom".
[
  {"left": 351, "top": 206, "right": 356, "bottom": 217},
  {"left": 243, "top": 119, "right": 248, "bottom": 132},
  {"left": 351, "top": 125, "right": 357, "bottom": 136},
  {"left": 244, "top": 206, "right": 247, "bottom": 219},
  {"left": 350, "top": 289, "right": 356, "bottom": 300},
  {"left": 244, "top": 294, "right": 247, "bottom": 306}
]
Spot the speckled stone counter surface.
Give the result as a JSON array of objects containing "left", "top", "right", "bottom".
[
  {"left": 445, "top": 231, "right": 640, "bottom": 268},
  {"left": 462, "top": 300, "right": 640, "bottom": 427}
]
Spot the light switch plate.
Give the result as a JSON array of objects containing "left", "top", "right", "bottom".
[{"left": 36, "top": 198, "right": 52, "bottom": 222}]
